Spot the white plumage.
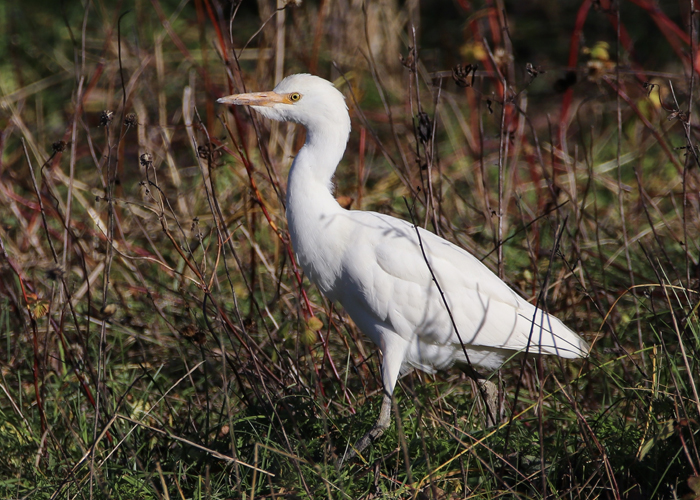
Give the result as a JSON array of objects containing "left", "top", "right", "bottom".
[{"left": 218, "top": 74, "right": 588, "bottom": 462}]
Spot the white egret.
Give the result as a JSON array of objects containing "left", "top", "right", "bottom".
[{"left": 218, "top": 74, "right": 589, "bottom": 464}]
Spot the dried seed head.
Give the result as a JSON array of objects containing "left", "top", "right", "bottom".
[
  {"left": 526, "top": 62, "right": 544, "bottom": 78},
  {"left": 417, "top": 112, "right": 432, "bottom": 144},
  {"left": 399, "top": 47, "right": 416, "bottom": 70},
  {"left": 46, "top": 266, "right": 65, "bottom": 281},
  {"left": 99, "top": 110, "right": 114, "bottom": 127},
  {"left": 452, "top": 63, "right": 477, "bottom": 88},
  {"left": 100, "top": 304, "right": 117, "bottom": 318},
  {"left": 140, "top": 152, "right": 153, "bottom": 167},
  {"left": 52, "top": 140, "right": 68, "bottom": 153},
  {"left": 180, "top": 324, "right": 206, "bottom": 345}
]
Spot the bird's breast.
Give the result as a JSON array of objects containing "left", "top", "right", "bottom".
[{"left": 287, "top": 205, "right": 350, "bottom": 301}]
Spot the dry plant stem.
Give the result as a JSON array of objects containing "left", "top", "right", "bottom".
[
  {"left": 94, "top": 125, "right": 113, "bottom": 500},
  {"left": 48, "top": 414, "right": 119, "bottom": 500},
  {"left": 684, "top": 3, "right": 697, "bottom": 286},
  {"left": 660, "top": 284, "right": 700, "bottom": 420},
  {"left": 219, "top": 119, "right": 314, "bottom": 318},
  {"left": 407, "top": 25, "right": 438, "bottom": 232},
  {"left": 477, "top": 98, "right": 496, "bottom": 238},
  {"left": 240, "top": 89, "right": 285, "bottom": 202},
  {"left": 481, "top": 37, "right": 508, "bottom": 278},
  {"left": 430, "top": 423, "right": 526, "bottom": 495},
  {"left": 632, "top": 167, "right": 678, "bottom": 274},
  {"left": 481, "top": 201, "right": 569, "bottom": 262},
  {"left": 514, "top": 192, "right": 551, "bottom": 496},
  {"left": 430, "top": 83, "right": 443, "bottom": 235},
  {"left": 497, "top": 95, "right": 506, "bottom": 281},
  {"left": 503, "top": 218, "right": 566, "bottom": 456},
  {"left": 190, "top": 127, "right": 324, "bottom": 398},
  {"left": 115, "top": 415, "right": 274, "bottom": 476},
  {"left": 555, "top": 377, "right": 622, "bottom": 500},
  {"left": 636, "top": 247, "right": 700, "bottom": 428},
  {"left": 217, "top": 331, "right": 243, "bottom": 495},
  {"left": 234, "top": 6, "right": 280, "bottom": 60},
  {"left": 362, "top": 4, "right": 410, "bottom": 178},
  {"left": 604, "top": 77, "right": 683, "bottom": 172},
  {"left": 203, "top": 0, "right": 228, "bottom": 65},
  {"left": 223, "top": 2, "right": 244, "bottom": 89},
  {"left": 194, "top": 0, "right": 214, "bottom": 133},
  {"left": 24, "top": 138, "right": 98, "bottom": 438},
  {"left": 179, "top": 199, "right": 277, "bottom": 384},
  {"left": 513, "top": 101, "right": 559, "bottom": 208},
  {"left": 203, "top": 304, "right": 308, "bottom": 487},
  {"left": 309, "top": 0, "right": 328, "bottom": 74},
  {"left": 612, "top": 5, "right": 643, "bottom": 369},
  {"left": 274, "top": 0, "right": 286, "bottom": 84},
  {"left": 315, "top": 325, "right": 355, "bottom": 411},
  {"left": 395, "top": 390, "right": 413, "bottom": 484},
  {"left": 55, "top": 410, "right": 275, "bottom": 500},
  {"left": 334, "top": 63, "right": 416, "bottom": 197},
  {"left": 560, "top": 0, "right": 593, "bottom": 134},
  {"left": 52, "top": 371, "right": 148, "bottom": 497},
  {"left": 536, "top": 354, "right": 546, "bottom": 497},
  {"left": 143, "top": 174, "right": 205, "bottom": 290},
  {"left": 667, "top": 81, "right": 700, "bottom": 286},
  {"left": 62, "top": 76, "right": 84, "bottom": 300},
  {"left": 91, "top": 18, "right": 130, "bottom": 490},
  {"left": 250, "top": 443, "right": 350, "bottom": 500},
  {"left": 0, "top": 232, "right": 47, "bottom": 435},
  {"left": 0, "top": 373, "right": 33, "bottom": 435}
]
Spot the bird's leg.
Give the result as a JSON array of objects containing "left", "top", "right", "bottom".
[
  {"left": 339, "top": 392, "right": 392, "bottom": 467},
  {"left": 340, "top": 336, "right": 407, "bottom": 467},
  {"left": 477, "top": 378, "right": 500, "bottom": 427},
  {"left": 461, "top": 365, "right": 500, "bottom": 427}
]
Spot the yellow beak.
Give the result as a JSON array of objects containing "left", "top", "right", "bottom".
[{"left": 217, "top": 91, "right": 291, "bottom": 106}]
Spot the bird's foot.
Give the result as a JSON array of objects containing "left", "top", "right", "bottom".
[
  {"left": 338, "top": 393, "right": 393, "bottom": 468},
  {"left": 338, "top": 422, "right": 388, "bottom": 468}
]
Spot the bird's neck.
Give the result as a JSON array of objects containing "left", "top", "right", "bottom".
[
  {"left": 285, "top": 119, "right": 351, "bottom": 293},
  {"left": 286, "top": 119, "right": 350, "bottom": 208}
]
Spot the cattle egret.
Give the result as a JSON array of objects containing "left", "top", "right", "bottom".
[{"left": 218, "top": 74, "right": 589, "bottom": 464}]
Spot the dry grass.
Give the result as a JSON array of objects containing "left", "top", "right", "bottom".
[{"left": 0, "top": 0, "right": 699, "bottom": 498}]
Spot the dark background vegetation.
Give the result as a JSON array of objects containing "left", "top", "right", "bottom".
[{"left": 0, "top": 0, "right": 699, "bottom": 498}]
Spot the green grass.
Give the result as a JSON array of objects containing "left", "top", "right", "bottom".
[{"left": 1, "top": 0, "right": 699, "bottom": 498}]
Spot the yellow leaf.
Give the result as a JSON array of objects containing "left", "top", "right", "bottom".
[
  {"left": 590, "top": 41, "right": 610, "bottom": 61},
  {"left": 301, "top": 328, "right": 317, "bottom": 346},
  {"left": 32, "top": 301, "right": 49, "bottom": 319},
  {"left": 307, "top": 316, "right": 324, "bottom": 332}
]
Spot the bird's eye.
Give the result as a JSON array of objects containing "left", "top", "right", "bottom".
[{"left": 289, "top": 92, "right": 301, "bottom": 102}]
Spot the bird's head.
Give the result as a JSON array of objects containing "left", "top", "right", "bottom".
[{"left": 217, "top": 74, "right": 349, "bottom": 132}]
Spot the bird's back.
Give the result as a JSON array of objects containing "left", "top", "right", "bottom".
[{"left": 325, "top": 210, "right": 588, "bottom": 374}]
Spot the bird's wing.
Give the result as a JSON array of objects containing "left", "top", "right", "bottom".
[{"left": 342, "top": 211, "right": 587, "bottom": 360}]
